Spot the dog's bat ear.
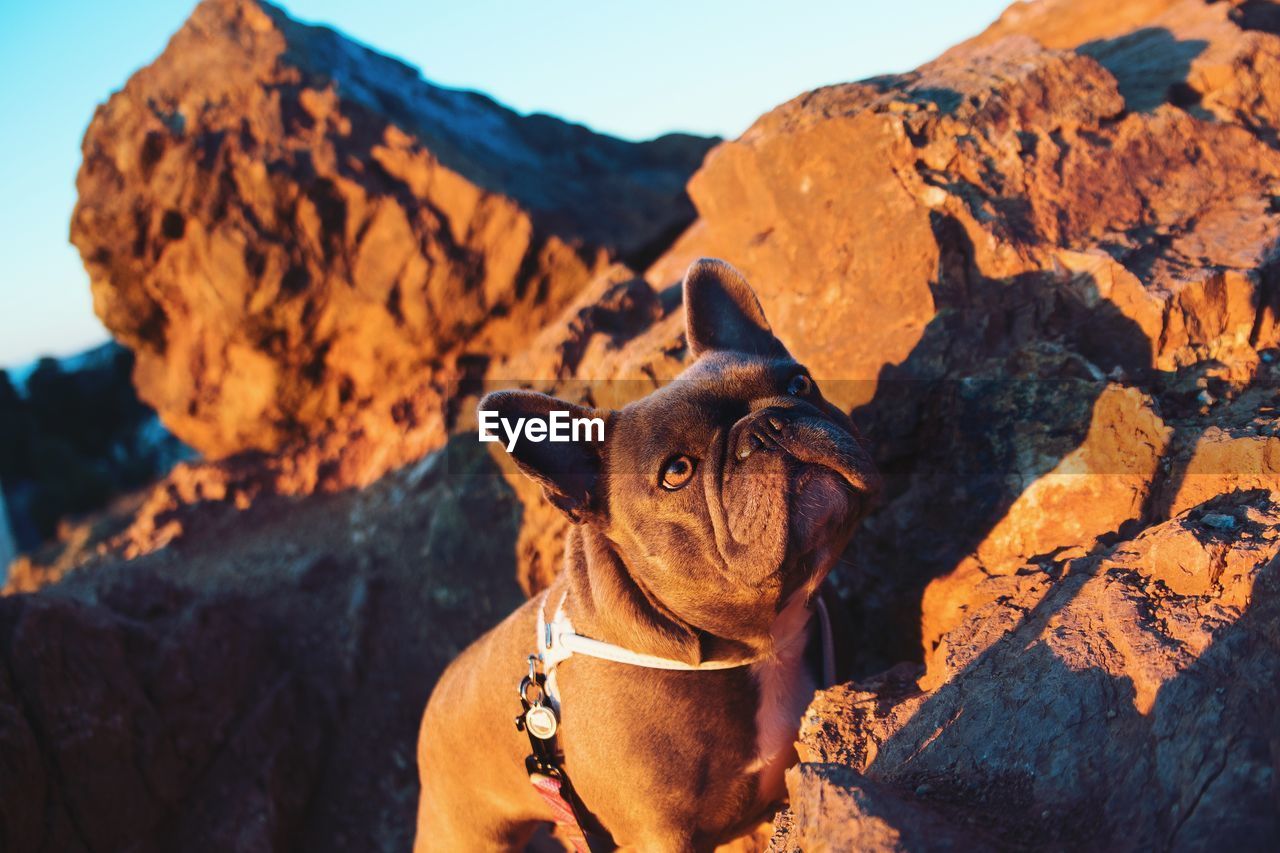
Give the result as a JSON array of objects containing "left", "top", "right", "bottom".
[
  {"left": 477, "top": 390, "right": 604, "bottom": 522},
  {"left": 683, "top": 258, "right": 788, "bottom": 358}
]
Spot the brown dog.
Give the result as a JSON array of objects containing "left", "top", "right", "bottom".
[{"left": 415, "top": 259, "right": 879, "bottom": 851}]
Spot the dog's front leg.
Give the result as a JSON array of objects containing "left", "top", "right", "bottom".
[
  {"left": 414, "top": 683, "right": 545, "bottom": 852},
  {"left": 414, "top": 603, "right": 551, "bottom": 851}
]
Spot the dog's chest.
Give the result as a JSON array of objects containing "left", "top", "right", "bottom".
[{"left": 747, "top": 599, "right": 817, "bottom": 801}]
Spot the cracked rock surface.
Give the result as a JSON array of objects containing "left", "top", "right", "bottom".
[
  {"left": 71, "top": 0, "right": 713, "bottom": 459},
  {"left": 781, "top": 489, "right": 1280, "bottom": 850}
]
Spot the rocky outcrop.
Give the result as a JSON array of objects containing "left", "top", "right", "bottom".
[
  {"left": 0, "top": 439, "right": 526, "bottom": 852},
  {"left": 71, "top": 0, "right": 713, "bottom": 459},
  {"left": 780, "top": 488, "right": 1280, "bottom": 850},
  {"left": 650, "top": 33, "right": 1280, "bottom": 399},
  {"left": 645, "top": 0, "right": 1280, "bottom": 671},
  {"left": 656, "top": 2, "right": 1280, "bottom": 387}
]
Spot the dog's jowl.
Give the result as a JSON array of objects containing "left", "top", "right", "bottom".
[{"left": 414, "top": 258, "right": 881, "bottom": 852}]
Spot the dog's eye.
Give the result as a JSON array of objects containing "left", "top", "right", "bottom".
[
  {"left": 787, "top": 373, "right": 813, "bottom": 397},
  {"left": 660, "top": 455, "right": 697, "bottom": 490}
]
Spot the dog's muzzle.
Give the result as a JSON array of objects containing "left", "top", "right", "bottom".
[{"left": 728, "top": 406, "right": 879, "bottom": 499}]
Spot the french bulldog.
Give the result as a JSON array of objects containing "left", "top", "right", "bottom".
[{"left": 415, "top": 259, "right": 880, "bottom": 851}]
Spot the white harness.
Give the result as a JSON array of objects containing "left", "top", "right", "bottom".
[{"left": 534, "top": 590, "right": 837, "bottom": 707}]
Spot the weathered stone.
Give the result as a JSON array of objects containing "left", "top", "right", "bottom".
[
  {"left": 651, "top": 32, "right": 1280, "bottom": 407},
  {"left": 774, "top": 765, "right": 996, "bottom": 852},
  {"left": 71, "top": 0, "right": 714, "bottom": 458},
  {"left": 1158, "top": 377, "right": 1280, "bottom": 517},
  {"left": 0, "top": 438, "right": 526, "bottom": 851},
  {"left": 919, "top": 382, "right": 1174, "bottom": 654},
  {"left": 792, "top": 489, "right": 1280, "bottom": 849}
]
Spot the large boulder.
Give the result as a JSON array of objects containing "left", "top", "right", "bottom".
[
  {"left": 778, "top": 488, "right": 1280, "bottom": 850},
  {"left": 71, "top": 0, "right": 714, "bottom": 459},
  {"left": 0, "top": 438, "right": 527, "bottom": 852},
  {"left": 644, "top": 4, "right": 1280, "bottom": 667},
  {"left": 651, "top": 31, "right": 1280, "bottom": 403}
]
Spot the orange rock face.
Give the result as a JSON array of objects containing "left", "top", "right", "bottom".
[
  {"left": 645, "top": 7, "right": 1280, "bottom": 672},
  {"left": 790, "top": 489, "right": 1280, "bottom": 849},
  {"left": 653, "top": 30, "right": 1280, "bottom": 401},
  {"left": 71, "top": 0, "right": 714, "bottom": 459},
  {"left": 756, "top": 1, "right": 1280, "bottom": 845}
]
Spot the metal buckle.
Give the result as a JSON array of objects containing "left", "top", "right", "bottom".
[{"left": 516, "top": 655, "right": 560, "bottom": 744}]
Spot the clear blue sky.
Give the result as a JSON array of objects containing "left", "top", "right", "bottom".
[{"left": 0, "top": 0, "right": 1010, "bottom": 369}]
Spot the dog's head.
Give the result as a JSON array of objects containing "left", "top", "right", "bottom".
[{"left": 481, "top": 259, "right": 880, "bottom": 645}]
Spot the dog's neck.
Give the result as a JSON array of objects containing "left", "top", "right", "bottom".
[{"left": 557, "top": 525, "right": 779, "bottom": 666}]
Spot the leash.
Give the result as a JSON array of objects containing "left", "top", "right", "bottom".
[
  {"left": 514, "top": 589, "right": 837, "bottom": 849},
  {"left": 515, "top": 654, "right": 605, "bottom": 852}
]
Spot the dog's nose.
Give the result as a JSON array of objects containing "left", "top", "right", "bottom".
[{"left": 733, "top": 410, "right": 787, "bottom": 462}]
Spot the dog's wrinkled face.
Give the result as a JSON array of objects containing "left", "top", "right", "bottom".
[{"left": 481, "top": 259, "right": 880, "bottom": 645}]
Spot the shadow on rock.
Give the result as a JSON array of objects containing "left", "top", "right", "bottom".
[
  {"left": 786, "top": 489, "right": 1280, "bottom": 850},
  {"left": 841, "top": 211, "right": 1160, "bottom": 674},
  {"left": 0, "top": 435, "right": 528, "bottom": 852},
  {"left": 1078, "top": 28, "right": 1209, "bottom": 113}
]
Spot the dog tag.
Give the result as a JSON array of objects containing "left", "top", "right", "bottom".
[{"left": 524, "top": 704, "right": 558, "bottom": 740}]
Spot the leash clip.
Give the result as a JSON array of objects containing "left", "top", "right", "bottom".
[
  {"left": 517, "top": 655, "right": 559, "bottom": 742},
  {"left": 520, "top": 603, "right": 614, "bottom": 850}
]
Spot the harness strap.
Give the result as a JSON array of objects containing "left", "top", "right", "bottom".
[
  {"left": 516, "top": 661, "right": 610, "bottom": 850},
  {"left": 529, "top": 773, "right": 592, "bottom": 853}
]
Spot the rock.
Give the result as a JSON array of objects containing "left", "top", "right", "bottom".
[
  {"left": 1201, "top": 512, "right": 1238, "bottom": 530},
  {"left": 968, "top": 0, "right": 1280, "bottom": 134},
  {"left": 0, "top": 437, "right": 526, "bottom": 851},
  {"left": 1157, "top": 383, "right": 1280, "bottom": 518},
  {"left": 970, "top": 384, "right": 1171, "bottom": 567},
  {"left": 0, "top": 582, "right": 329, "bottom": 852},
  {"left": 773, "top": 765, "right": 996, "bottom": 852},
  {"left": 71, "top": 0, "right": 714, "bottom": 459},
  {"left": 789, "top": 489, "right": 1280, "bottom": 849},
  {"left": 650, "top": 32, "right": 1280, "bottom": 410},
  {"left": 487, "top": 263, "right": 670, "bottom": 387},
  {"left": 919, "top": 381, "right": 1173, "bottom": 655}
]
